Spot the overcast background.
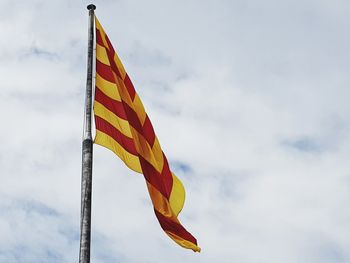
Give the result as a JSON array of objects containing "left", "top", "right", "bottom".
[{"left": 0, "top": 0, "right": 350, "bottom": 262}]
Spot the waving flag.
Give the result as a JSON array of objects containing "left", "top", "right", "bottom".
[{"left": 93, "top": 16, "right": 200, "bottom": 252}]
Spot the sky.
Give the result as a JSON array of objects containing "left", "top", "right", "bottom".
[{"left": 0, "top": 0, "right": 350, "bottom": 262}]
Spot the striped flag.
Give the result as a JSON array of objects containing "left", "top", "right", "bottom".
[{"left": 93, "top": 16, "right": 200, "bottom": 252}]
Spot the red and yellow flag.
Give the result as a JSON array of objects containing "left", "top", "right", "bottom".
[{"left": 93, "top": 16, "right": 200, "bottom": 252}]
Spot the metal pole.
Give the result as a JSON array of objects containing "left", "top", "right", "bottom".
[{"left": 79, "top": 4, "right": 95, "bottom": 263}]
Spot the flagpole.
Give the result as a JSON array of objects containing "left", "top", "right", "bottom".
[{"left": 79, "top": 4, "right": 95, "bottom": 263}]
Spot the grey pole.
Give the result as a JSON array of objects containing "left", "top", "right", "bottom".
[{"left": 79, "top": 4, "right": 95, "bottom": 263}]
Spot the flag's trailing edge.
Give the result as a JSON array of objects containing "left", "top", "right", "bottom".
[{"left": 93, "top": 16, "right": 200, "bottom": 252}]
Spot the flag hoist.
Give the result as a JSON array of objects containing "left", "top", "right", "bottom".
[{"left": 80, "top": 4, "right": 200, "bottom": 262}]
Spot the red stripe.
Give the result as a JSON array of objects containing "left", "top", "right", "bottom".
[
  {"left": 105, "top": 34, "right": 116, "bottom": 54},
  {"left": 111, "top": 62, "right": 122, "bottom": 80},
  {"left": 96, "top": 60, "right": 115, "bottom": 83},
  {"left": 95, "top": 87, "right": 127, "bottom": 120},
  {"left": 96, "top": 29, "right": 104, "bottom": 47},
  {"left": 154, "top": 209, "right": 198, "bottom": 245},
  {"left": 139, "top": 156, "right": 170, "bottom": 199},
  {"left": 124, "top": 73, "right": 136, "bottom": 100},
  {"left": 122, "top": 101, "right": 144, "bottom": 136},
  {"left": 105, "top": 50, "right": 122, "bottom": 79},
  {"left": 160, "top": 154, "right": 173, "bottom": 197},
  {"left": 95, "top": 115, "right": 138, "bottom": 155},
  {"left": 142, "top": 116, "right": 156, "bottom": 145}
]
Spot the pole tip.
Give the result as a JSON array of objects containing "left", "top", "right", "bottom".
[{"left": 87, "top": 4, "right": 96, "bottom": 10}]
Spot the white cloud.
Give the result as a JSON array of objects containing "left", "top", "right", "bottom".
[{"left": 0, "top": 0, "right": 349, "bottom": 262}]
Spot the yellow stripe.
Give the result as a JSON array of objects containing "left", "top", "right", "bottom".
[
  {"left": 151, "top": 137, "right": 164, "bottom": 168},
  {"left": 95, "top": 16, "right": 104, "bottom": 32},
  {"left": 116, "top": 75, "right": 135, "bottom": 109},
  {"left": 94, "top": 101, "right": 133, "bottom": 138},
  {"left": 132, "top": 94, "right": 147, "bottom": 125},
  {"left": 146, "top": 182, "right": 174, "bottom": 218},
  {"left": 96, "top": 72, "right": 121, "bottom": 101},
  {"left": 169, "top": 173, "right": 185, "bottom": 216},
  {"left": 114, "top": 53, "right": 126, "bottom": 79},
  {"left": 96, "top": 43, "right": 110, "bottom": 66},
  {"left": 130, "top": 127, "right": 162, "bottom": 173},
  {"left": 94, "top": 130, "right": 142, "bottom": 173},
  {"left": 165, "top": 231, "right": 201, "bottom": 252}
]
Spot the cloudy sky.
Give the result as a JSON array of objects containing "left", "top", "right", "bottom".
[{"left": 1, "top": 0, "right": 350, "bottom": 262}]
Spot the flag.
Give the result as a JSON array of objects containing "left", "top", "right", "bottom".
[{"left": 93, "top": 16, "right": 200, "bottom": 252}]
